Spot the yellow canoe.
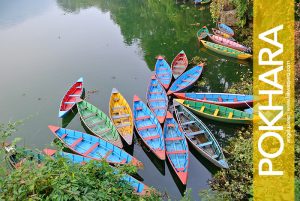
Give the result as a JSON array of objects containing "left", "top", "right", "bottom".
[{"left": 109, "top": 88, "right": 134, "bottom": 145}]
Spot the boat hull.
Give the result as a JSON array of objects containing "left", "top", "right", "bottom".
[
  {"left": 209, "top": 34, "right": 249, "bottom": 52},
  {"left": 171, "top": 50, "right": 188, "bottom": 79}
]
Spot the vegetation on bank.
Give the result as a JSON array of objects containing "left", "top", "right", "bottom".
[{"left": 0, "top": 123, "right": 161, "bottom": 201}]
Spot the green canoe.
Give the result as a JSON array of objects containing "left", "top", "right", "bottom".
[
  {"left": 175, "top": 99, "right": 252, "bottom": 124},
  {"left": 77, "top": 100, "right": 123, "bottom": 148},
  {"left": 201, "top": 40, "right": 252, "bottom": 60},
  {"left": 196, "top": 26, "right": 209, "bottom": 41}
]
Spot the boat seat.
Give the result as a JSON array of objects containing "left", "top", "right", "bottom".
[
  {"left": 151, "top": 106, "right": 167, "bottom": 110},
  {"left": 176, "top": 167, "right": 185, "bottom": 171},
  {"left": 182, "top": 79, "right": 190, "bottom": 82},
  {"left": 76, "top": 86, "right": 81, "bottom": 89},
  {"left": 70, "top": 138, "right": 83, "bottom": 148},
  {"left": 200, "top": 106, "right": 205, "bottom": 113},
  {"left": 61, "top": 134, "right": 68, "bottom": 139},
  {"left": 159, "top": 73, "right": 170, "bottom": 76},
  {"left": 151, "top": 84, "right": 158, "bottom": 87},
  {"left": 136, "top": 107, "right": 143, "bottom": 111},
  {"left": 213, "top": 109, "right": 219, "bottom": 116},
  {"left": 199, "top": 141, "right": 212, "bottom": 147},
  {"left": 64, "top": 101, "right": 76, "bottom": 104},
  {"left": 218, "top": 97, "right": 223, "bottom": 102},
  {"left": 119, "top": 159, "right": 127, "bottom": 164},
  {"left": 159, "top": 77, "right": 170, "bottom": 80},
  {"left": 212, "top": 154, "right": 219, "bottom": 159},
  {"left": 81, "top": 106, "right": 88, "bottom": 110},
  {"left": 149, "top": 91, "right": 162, "bottom": 94},
  {"left": 83, "top": 112, "right": 98, "bottom": 119},
  {"left": 165, "top": 137, "right": 183, "bottom": 141},
  {"left": 187, "top": 130, "right": 205, "bottom": 137},
  {"left": 97, "top": 128, "right": 111, "bottom": 135},
  {"left": 112, "top": 106, "right": 125, "bottom": 110},
  {"left": 228, "top": 112, "right": 233, "bottom": 119},
  {"left": 69, "top": 94, "right": 80, "bottom": 97},
  {"left": 112, "top": 114, "right": 130, "bottom": 119},
  {"left": 89, "top": 120, "right": 105, "bottom": 127},
  {"left": 181, "top": 121, "right": 195, "bottom": 126},
  {"left": 178, "top": 111, "right": 184, "bottom": 115},
  {"left": 138, "top": 124, "right": 156, "bottom": 131},
  {"left": 167, "top": 150, "right": 187, "bottom": 155},
  {"left": 103, "top": 150, "right": 113, "bottom": 159},
  {"left": 167, "top": 123, "right": 175, "bottom": 128},
  {"left": 135, "top": 115, "right": 150, "bottom": 121},
  {"left": 143, "top": 135, "right": 160, "bottom": 141},
  {"left": 114, "top": 98, "right": 120, "bottom": 101},
  {"left": 177, "top": 84, "right": 186, "bottom": 89},
  {"left": 116, "top": 122, "right": 131, "bottom": 128},
  {"left": 202, "top": 97, "right": 207, "bottom": 100},
  {"left": 233, "top": 98, "right": 238, "bottom": 102},
  {"left": 148, "top": 98, "right": 165, "bottom": 102},
  {"left": 82, "top": 142, "right": 99, "bottom": 156}
]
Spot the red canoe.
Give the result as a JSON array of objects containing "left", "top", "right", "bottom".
[
  {"left": 58, "top": 77, "right": 83, "bottom": 118},
  {"left": 171, "top": 50, "right": 188, "bottom": 79}
]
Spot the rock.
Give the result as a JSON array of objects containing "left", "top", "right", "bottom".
[{"left": 220, "top": 9, "right": 238, "bottom": 26}]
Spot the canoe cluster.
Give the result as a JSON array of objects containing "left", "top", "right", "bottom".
[{"left": 197, "top": 24, "right": 252, "bottom": 60}]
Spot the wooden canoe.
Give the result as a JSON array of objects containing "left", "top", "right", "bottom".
[
  {"left": 218, "top": 22, "right": 234, "bottom": 36},
  {"left": 194, "top": 0, "right": 211, "bottom": 4},
  {"left": 173, "top": 93, "right": 253, "bottom": 108},
  {"left": 133, "top": 95, "right": 165, "bottom": 160},
  {"left": 174, "top": 99, "right": 253, "bottom": 124},
  {"left": 77, "top": 100, "right": 123, "bottom": 148},
  {"left": 43, "top": 149, "right": 150, "bottom": 195},
  {"left": 155, "top": 56, "right": 172, "bottom": 89},
  {"left": 173, "top": 101, "right": 228, "bottom": 168},
  {"left": 201, "top": 40, "right": 252, "bottom": 60},
  {"left": 196, "top": 26, "right": 209, "bottom": 41},
  {"left": 212, "top": 28, "right": 236, "bottom": 41},
  {"left": 109, "top": 88, "right": 134, "bottom": 145},
  {"left": 208, "top": 34, "right": 251, "bottom": 52},
  {"left": 58, "top": 77, "right": 83, "bottom": 118},
  {"left": 171, "top": 50, "right": 188, "bottom": 79},
  {"left": 167, "top": 64, "right": 204, "bottom": 95},
  {"left": 48, "top": 125, "right": 142, "bottom": 167},
  {"left": 146, "top": 75, "right": 168, "bottom": 123},
  {"left": 163, "top": 112, "right": 189, "bottom": 185}
]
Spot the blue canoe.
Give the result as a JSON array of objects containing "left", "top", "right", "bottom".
[
  {"left": 48, "top": 125, "right": 143, "bottom": 168},
  {"left": 218, "top": 23, "right": 234, "bottom": 36},
  {"left": 163, "top": 112, "right": 189, "bottom": 185},
  {"left": 133, "top": 95, "right": 165, "bottom": 160},
  {"left": 173, "top": 92, "right": 253, "bottom": 108},
  {"left": 173, "top": 100, "right": 228, "bottom": 169},
  {"left": 167, "top": 64, "right": 204, "bottom": 95},
  {"left": 43, "top": 149, "right": 150, "bottom": 195},
  {"left": 155, "top": 56, "right": 172, "bottom": 89},
  {"left": 146, "top": 75, "right": 168, "bottom": 123}
]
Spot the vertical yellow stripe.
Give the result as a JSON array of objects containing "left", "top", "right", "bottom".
[{"left": 254, "top": 0, "right": 295, "bottom": 200}]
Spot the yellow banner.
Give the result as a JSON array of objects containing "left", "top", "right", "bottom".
[{"left": 253, "top": 0, "right": 295, "bottom": 200}]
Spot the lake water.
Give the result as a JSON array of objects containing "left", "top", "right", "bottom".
[{"left": 0, "top": 0, "right": 251, "bottom": 200}]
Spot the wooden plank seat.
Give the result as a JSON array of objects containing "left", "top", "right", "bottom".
[
  {"left": 177, "top": 84, "right": 186, "bottom": 89},
  {"left": 149, "top": 91, "right": 162, "bottom": 94},
  {"left": 81, "top": 106, "right": 89, "bottom": 110},
  {"left": 135, "top": 115, "right": 150, "bottom": 121},
  {"left": 187, "top": 74, "right": 198, "bottom": 78},
  {"left": 96, "top": 128, "right": 111, "bottom": 135},
  {"left": 82, "top": 142, "right": 99, "bottom": 156},
  {"left": 116, "top": 122, "right": 131, "bottom": 128},
  {"left": 159, "top": 77, "right": 170, "bottom": 80},
  {"left": 186, "top": 130, "right": 205, "bottom": 137},
  {"left": 61, "top": 134, "right": 68, "bottom": 139},
  {"left": 103, "top": 150, "right": 113, "bottom": 159},
  {"left": 182, "top": 79, "right": 190, "bottom": 82},
  {"left": 166, "top": 150, "right": 187, "bottom": 155},
  {"left": 70, "top": 137, "right": 83, "bottom": 148},
  {"left": 151, "top": 106, "right": 167, "bottom": 110},
  {"left": 167, "top": 123, "right": 175, "bottom": 128},
  {"left": 199, "top": 106, "right": 205, "bottom": 113},
  {"left": 76, "top": 86, "right": 82, "bottom": 89},
  {"left": 176, "top": 167, "right": 185, "bottom": 171},
  {"left": 83, "top": 112, "right": 98, "bottom": 119},
  {"left": 228, "top": 112, "right": 233, "bottom": 119},
  {"left": 233, "top": 98, "right": 238, "bottom": 102},
  {"left": 148, "top": 98, "right": 165, "bottom": 102},
  {"left": 199, "top": 141, "right": 212, "bottom": 147},
  {"left": 89, "top": 120, "right": 105, "bottom": 127},
  {"left": 218, "top": 97, "right": 223, "bottom": 102},
  {"left": 135, "top": 107, "right": 143, "bottom": 111},
  {"left": 114, "top": 98, "right": 119, "bottom": 101},
  {"left": 181, "top": 121, "right": 196, "bottom": 126},
  {"left": 112, "top": 106, "right": 125, "bottom": 110},
  {"left": 202, "top": 97, "right": 207, "bottom": 100},
  {"left": 165, "top": 137, "right": 183, "bottom": 141},
  {"left": 112, "top": 114, "right": 130, "bottom": 119},
  {"left": 69, "top": 94, "right": 81, "bottom": 97},
  {"left": 143, "top": 135, "right": 160, "bottom": 141},
  {"left": 64, "top": 101, "right": 76, "bottom": 104},
  {"left": 158, "top": 73, "right": 170, "bottom": 76},
  {"left": 212, "top": 154, "right": 219, "bottom": 159},
  {"left": 213, "top": 109, "right": 219, "bottom": 116},
  {"left": 151, "top": 83, "right": 158, "bottom": 87},
  {"left": 177, "top": 111, "right": 184, "bottom": 115},
  {"left": 138, "top": 124, "right": 156, "bottom": 131}
]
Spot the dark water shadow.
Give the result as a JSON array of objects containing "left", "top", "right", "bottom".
[
  {"left": 123, "top": 139, "right": 134, "bottom": 155},
  {"left": 61, "top": 107, "right": 78, "bottom": 128},
  {"left": 134, "top": 132, "right": 166, "bottom": 176},
  {"left": 165, "top": 157, "right": 186, "bottom": 196}
]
